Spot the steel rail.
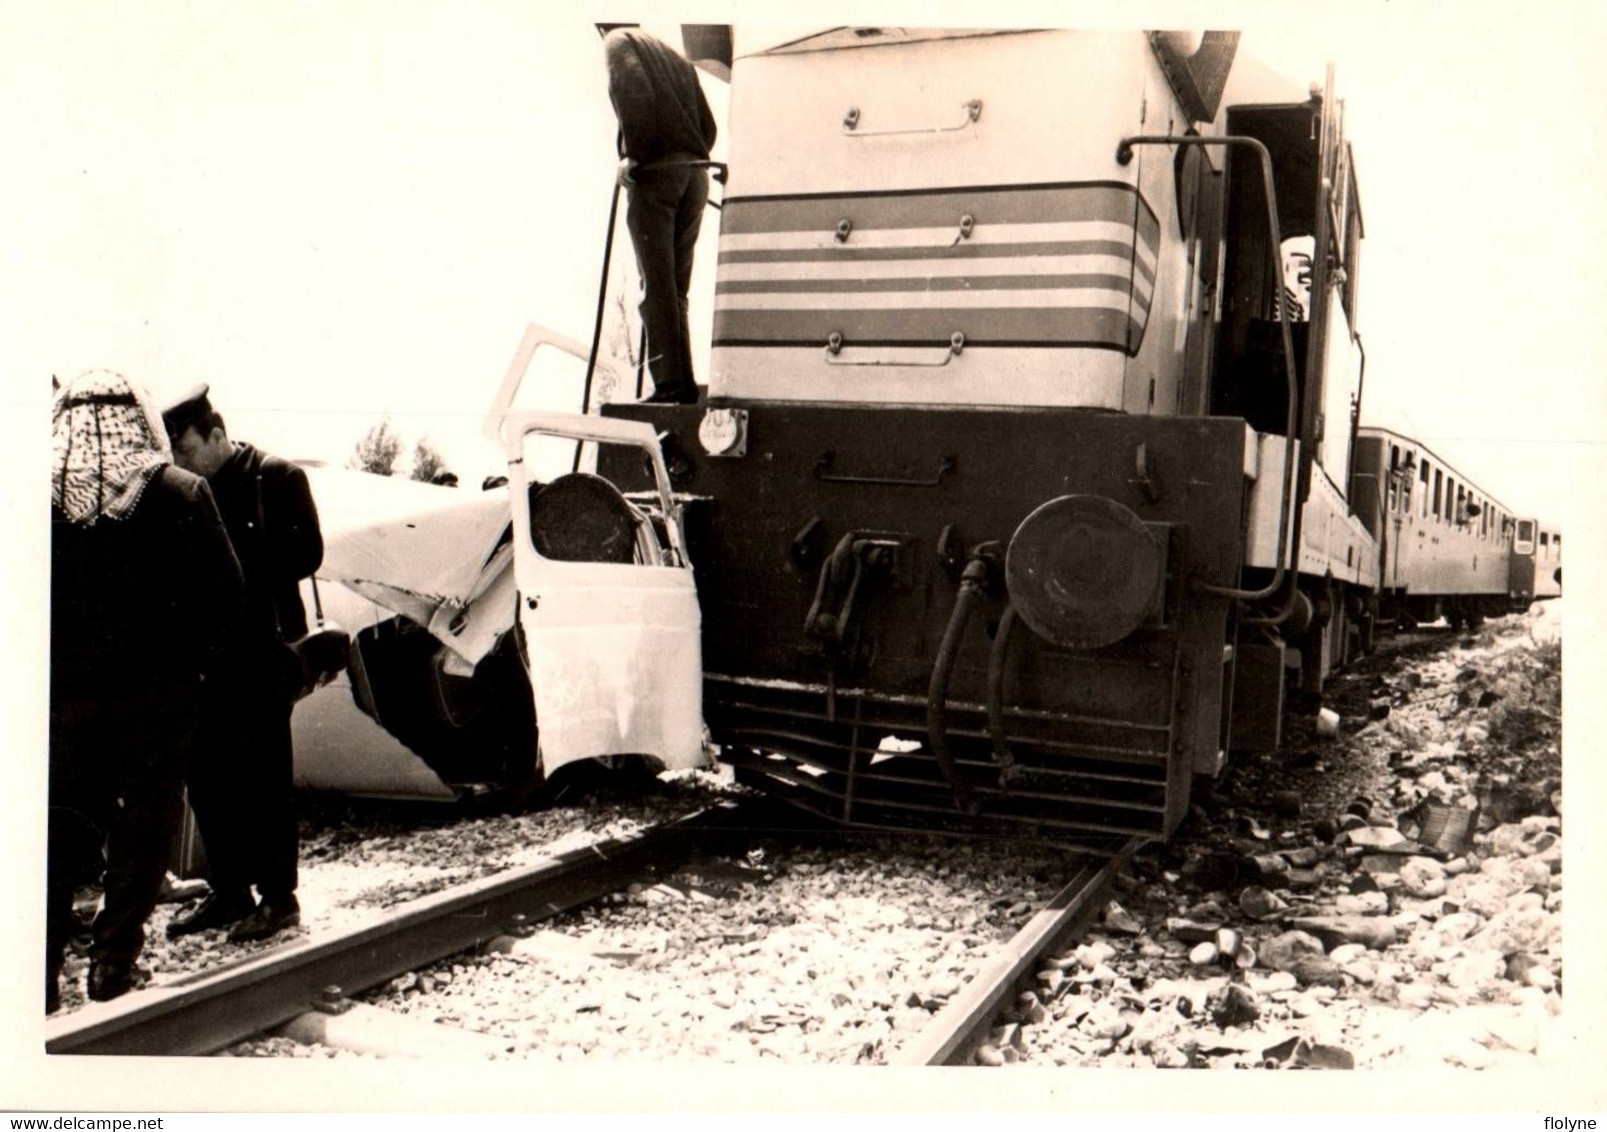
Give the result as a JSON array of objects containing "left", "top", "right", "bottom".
[
  {"left": 46, "top": 801, "right": 766, "bottom": 1056},
  {"left": 896, "top": 843, "right": 1133, "bottom": 1065}
]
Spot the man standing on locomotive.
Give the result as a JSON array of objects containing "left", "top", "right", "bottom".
[
  {"left": 602, "top": 24, "right": 717, "bottom": 405},
  {"left": 162, "top": 385, "right": 338, "bottom": 942}
]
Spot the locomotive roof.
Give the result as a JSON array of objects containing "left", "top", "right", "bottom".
[{"left": 741, "top": 27, "right": 1037, "bottom": 58}]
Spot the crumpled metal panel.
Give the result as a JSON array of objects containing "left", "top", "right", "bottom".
[
  {"left": 304, "top": 465, "right": 515, "bottom": 664},
  {"left": 520, "top": 568, "right": 705, "bottom": 776},
  {"left": 503, "top": 412, "right": 706, "bottom": 778}
]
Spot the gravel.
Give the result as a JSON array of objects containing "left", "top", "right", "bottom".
[
  {"left": 981, "top": 603, "right": 1565, "bottom": 1069},
  {"left": 347, "top": 835, "right": 1075, "bottom": 1063},
  {"left": 60, "top": 603, "right": 1567, "bottom": 1074},
  {"left": 53, "top": 767, "right": 743, "bottom": 1018}
]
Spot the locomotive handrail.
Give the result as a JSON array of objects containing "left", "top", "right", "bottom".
[
  {"left": 1344, "top": 333, "right": 1368, "bottom": 508},
  {"left": 575, "top": 135, "right": 626, "bottom": 463},
  {"left": 823, "top": 336, "right": 964, "bottom": 367},
  {"left": 633, "top": 157, "right": 730, "bottom": 211},
  {"left": 814, "top": 451, "right": 958, "bottom": 487},
  {"left": 1117, "top": 134, "right": 1299, "bottom": 603},
  {"left": 842, "top": 98, "right": 983, "bottom": 137}
]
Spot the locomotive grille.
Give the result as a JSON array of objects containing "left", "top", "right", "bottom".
[{"left": 709, "top": 634, "right": 1181, "bottom": 854}]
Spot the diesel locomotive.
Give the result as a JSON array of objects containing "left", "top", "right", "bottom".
[
  {"left": 587, "top": 26, "right": 1370, "bottom": 850},
  {"left": 297, "top": 26, "right": 1558, "bottom": 851}
]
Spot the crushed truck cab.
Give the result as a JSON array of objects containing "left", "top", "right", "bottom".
[{"left": 291, "top": 325, "right": 707, "bottom": 801}]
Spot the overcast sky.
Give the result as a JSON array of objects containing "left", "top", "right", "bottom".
[{"left": 7, "top": 1, "right": 1604, "bottom": 518}]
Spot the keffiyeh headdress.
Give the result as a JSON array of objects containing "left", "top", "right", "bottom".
[{"left": 51, "top": 370, "right": 173, "bottom": 524}]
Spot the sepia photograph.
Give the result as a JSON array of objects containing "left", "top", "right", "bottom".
[{"left": 5, "top": 0, "right": 1603, "bottom": 1116}]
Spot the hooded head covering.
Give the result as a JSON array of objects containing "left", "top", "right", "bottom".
[{"left": 51, "top": 370, "right": 173, "bottom": 525}]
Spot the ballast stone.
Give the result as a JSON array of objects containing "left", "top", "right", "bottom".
[{"left": 1259, "top": 931, "right": 1326, "bottom": 971}]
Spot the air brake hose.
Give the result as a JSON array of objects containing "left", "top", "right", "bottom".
[
  {"left": 986, "top": 604, "right": 1019, "bottom": 784},
  {"left": 927, "top": 557, "right": 989, "bottom": 814}
]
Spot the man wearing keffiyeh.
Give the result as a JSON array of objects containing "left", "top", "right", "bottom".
[{"left": 47, "top": 370, "right": 251, "bottom": 1010}]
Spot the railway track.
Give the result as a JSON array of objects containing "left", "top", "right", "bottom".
[
  {"left": 897, "top": 844, "right": 1134, "bottom": 1065},
  {"left": 45, "top": 625, "right": 1470, "bottom": 1060},
  {"left": 891, "top": 626, "right": 1473, "bottom": 1065},
  {"left": 45, "top": 801, "right": 768, "bottom": 1056},
  {"left": 49, "top": 788, "right": 1135, "bottom": 1062}
]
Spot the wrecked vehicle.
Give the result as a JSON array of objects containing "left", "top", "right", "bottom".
[{"left": 291, "top": 324, "right": 706, "bottom": 803}]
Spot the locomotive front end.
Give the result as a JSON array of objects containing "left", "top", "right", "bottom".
[
  {"left": 606, "top": 402, "right": 1252, "bottom": 850},
  {"left": 597, "top": 28, "right": 1266, "bottom": 849}
]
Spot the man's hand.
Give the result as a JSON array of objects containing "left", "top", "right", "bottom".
[{"left": 617, "top": 157, "right": 638, "bottom": 187}]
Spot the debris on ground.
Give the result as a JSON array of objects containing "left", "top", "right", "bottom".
[{"left": 999, "top": 605, "right": 1563, "bottom": 1069}]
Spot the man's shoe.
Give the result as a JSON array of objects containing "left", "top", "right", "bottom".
[
  {"left": 86, "top": 960, "right": 136, "bottom": 1003},
  {"left": 156, "top": 871, "right": 211, "bottom": 905},
  {"left": 166, "top": 890, "right": 255, "bottom": 938},
  {"left": 227, "top": 896, "right": 301, "bottom": 943},
  {"left": 640, "top": 383, "right": 698, "bottom": 405}
]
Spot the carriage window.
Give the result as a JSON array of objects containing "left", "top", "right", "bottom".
[
  {"left": 1419, "top": 461, "right": 1430, "bottom": 517},
  {"left": 1387, "top": 446, "right": 1400, "bottom": 512},
  {"left": 1432, "top": 469, "right": 1442, "bottom": 520}
]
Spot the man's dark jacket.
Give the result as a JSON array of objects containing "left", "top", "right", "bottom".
[
  {"left": 205, "top": 442, "right": 323, "bottom": 644},
  {"left": 605, "top": 28, "right": 717, "bottom": 165},
  {"left": 51, "top": 466, "right": 248, "bottom": 700}
]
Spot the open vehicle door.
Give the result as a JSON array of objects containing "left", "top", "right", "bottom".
[{"left": 503, "top": 412, "right": 705, "bottom": 776}]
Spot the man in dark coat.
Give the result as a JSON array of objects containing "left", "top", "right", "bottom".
[
  {"left": 162, "top": 385, "right": 326, "bottom": 943},
  {"left": 49, "top": 370, "right": 251, "bottom": 1009},
  {"left": 604, "top": 25, "right": 718, "bottom": 405}
]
